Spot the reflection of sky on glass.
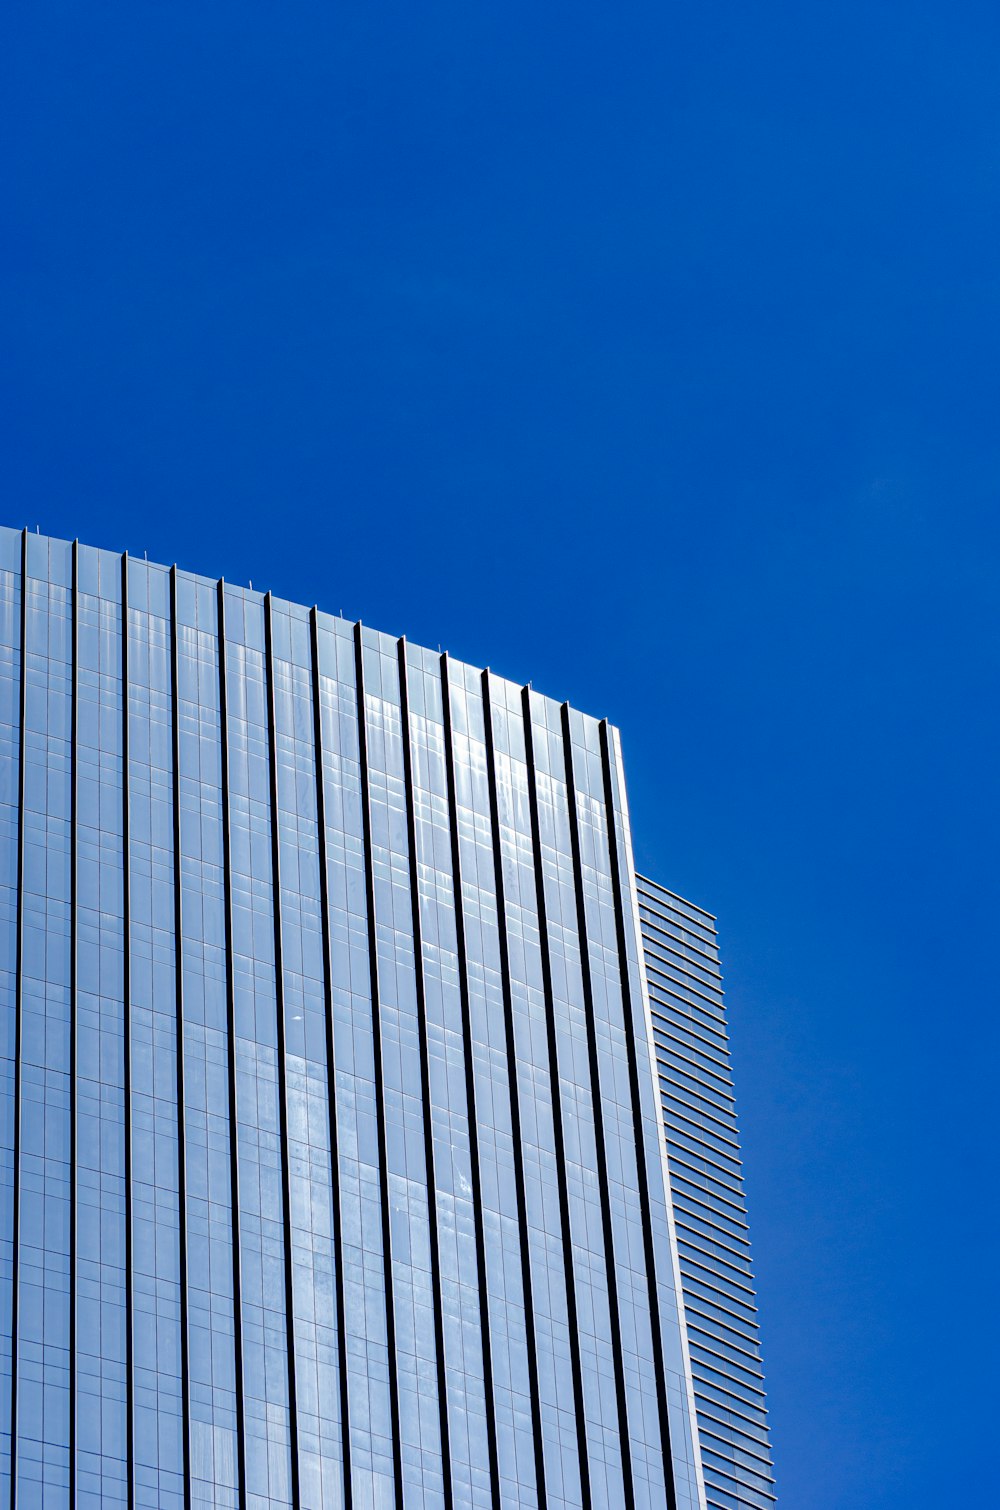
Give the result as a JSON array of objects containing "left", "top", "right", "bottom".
[{"left": 3, "top": 6, "right": 997, "bottom": 1505}]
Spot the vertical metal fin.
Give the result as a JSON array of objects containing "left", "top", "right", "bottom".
[
  {"left": 121, "top": 553, "right": 135, "bottom": 1510},
  {"left": 69, "top": 543, "right": 78, "bottom": 1507},
  {"left": 169, "top": 568, "right": 193, "bottom": 1510},
  {"left": 8, "top": 530, "right": 26, "bottom": 1510}
]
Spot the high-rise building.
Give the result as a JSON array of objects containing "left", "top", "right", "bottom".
[
  {"left": 0, "top": 525, "right": 772, "bottom": 1509},
  {"left": 636, "top": 880, "right": 774, "bottom": 1510}
]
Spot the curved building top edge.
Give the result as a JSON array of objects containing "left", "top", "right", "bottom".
[{"left": 0, "top": 520, "right": 614, "bottom": 747}]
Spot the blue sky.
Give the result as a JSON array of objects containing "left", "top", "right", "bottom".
[{"left": 3, "top": 3, "right": 998, "bottom": 1504}]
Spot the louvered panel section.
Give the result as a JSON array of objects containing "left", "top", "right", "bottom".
[{"left": 638, "top": 875, "right": 776, "bottom": 1508}]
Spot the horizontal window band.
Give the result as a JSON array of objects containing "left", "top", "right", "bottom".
[
  {"left": 638, "top": 891, "right": 717, "bottom": 930},
  {"left": 643, "top": 938, "right": 725, "bottom": 987},
  {"left": 694, "top": 1352, "right": 770, "bottom": 1395},
  {"left": 653, "top": 1028, "right": 737, "bottom": 1090},
  {"left": 642, "top": 929, "right": 723, "bottom": 979},
  {"left": 635, "top": 873, "right": 717, "bottom": 924},
  {"left": 684, "top": 1301, "right": 762, "bottom": 1348},
  {"left": 696, "top": 1404, "right": 773, "bottom": 1454},
  {"left": 648, "top": 979, "right": 730, "bottom": 1025},
  {"left": 652, "top": 1012, "right": 734, "bottom": 1063},
  {"left": 688, "top": 1322, "right": 767, "bottom": 1371},
  {"left": 675, "top": 1201, "right": 753, "bottom": 1252},
  {"left": 657, "top": 1051, "right": 736, "bottom": 1103},
  {"left": 682, "top": 1288, "right": 760, "bottom": 1341},
  {"left": 649, "top": 990, "right": 730, "bottom": 1044},
  {"left": 638, "top": 907, "right": 721, "bottom": 960},
  {"left": 670, "top": 1171, "right": 752, "bottom": 1224},
  {"left": 668, "top": 1146, "right": 745, "bottom": 1193},
  {"left": 701, "top": 1457, "right": 777, "bottom": 1503},
  {"left": 697, "top": 1423, "right": 774, "bottom": 1475},
  {"left": 693, "top": 1380, "right": 770, "bottom": 1428},
  {"left": 702, "top": 1476, "right": 776, "bottom": 1510},
  {"left": 695, "top": 1388, "right": 771, "bottom": 1437},
  {"left": 645, "top": 956, "right": 726, "bottom": 1013},
  {"left": 656, "top": 1058, "right": 739, "bottom": 1121},
  {"left": 655, "top": 1041, "right": 737, "bottom": 1100},
  {"left": 678, "top": 1238, "right": 755, "bottom": 1287},
  {"left": 681, "top": 1260, "right": 760, "bottom": 1310},
  {"left": 636, "top": 881, "right": 718, "bottom": 934},
  {"left": 703, "top": 1455, "right": 775, "bottom": 1488},
  {"left": 650, "top": 1002, "right": 734, "bottom": 1061},
  {"left": 637, "top": 909, "right": 718, "bottom": 952},
  {"left": 665, "top": 1134, "right": 747, "bottom": 1184},
  {"left": 661, "top": 1117, "right": 744, "bottom": 1170},
  {"left": 660, "top": 1097, "right": 741, "bottom": 1150},
  {"left": 659, "top": 1089, "right": 744, "bottom": 1148},
  {"left": 674, "top": 1200, "right": 753, "bottom": 1250},
  {"left": 685, "top": 1296, "right": 762, "bottom": 1343},
  {"left": 670, "top": 1169, "right": 748, "bottom": 1217},
  {"left": 642, "top": 936, "right": 723, "bottom": 992},
  {"left": 685, "top": 1275, "right": 761, "bottom": 1320},
  {"left": 687, "top": 1327, "right": 766, "bottom": 1378},
  {"left": 689, "top": 1331, "right": 768, "bottom": 1382},
  {"left": 677, "top": 1240, "right": 759, "bottom": 1294},
  {"left": 694, "top": 1376, "right": 770, "bottom": 1420}
]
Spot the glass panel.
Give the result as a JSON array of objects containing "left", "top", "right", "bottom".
[
  {"left": 486, "top": 675, "right": 583, "bottom": 1510},
  {"left": 75, "top": 552, "right": 129, "bottom": 1507},
  {"left": 523, "top": 690, "right": 624, "bottom": 1510},
  {"left": 17, "top": 542, "right": 74, "bottom": 1503},
  {"left": 1, "top": 532, "right": 713, "bottom": 1509},
  {"left": 314, "top": 615, "right": 396, "bottom": 1508},
  {"left": 359, "top": 628, "right": 445, "bottom": 1508},
  {"left": 446, "top": 659, "right": 540, "bottom": 1510},
  {"left": 403, "top": 646, "right": 490, "bottom": 1510},
  {"left": 125, "top": 559, "right": 185, "bottom": 1509},
  {"left": 176, "top": 580, "right": 241, "bottom": 1509},
  {"left": 222, "top": 588, "right": 293, "bottom": 1509},
  {"left": 0, "top": 537, "right": 23, "bottom": 1501},
  {"left": 269, "top": 600, "right": 344, "bottom": 1510}
]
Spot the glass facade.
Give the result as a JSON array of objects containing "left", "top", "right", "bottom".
[
  {"left": 0, "top": 524, "right": 771, "bottom": 1509},
  {"left": 636, "top": 877, "right": 775, "bottom": 1510}
]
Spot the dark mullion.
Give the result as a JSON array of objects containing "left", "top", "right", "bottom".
[
  {"left": 479, "top": 671, "right": 546, "bottom": 1504},
  {"left": 262, "top": 595, "right": 301, "bottom": 1508},
  {"left": 8, "top": 529, "right": 27, "bottom": 1510},
  {"left": 352, "top": 623, "right": 404, "bottom": 1510},
  {"left": 168, "top": 568, "right": 193, "bottom": 1510},
  {"left": 121, "top": 553, "right": 135, "bottom": 1510},
  {"left": 559, "top": 704, "right": 635, "bottom": 1510},
  {"left": 308, "top": 608, "right": 352, "bottom": 1510},
  {"left": 599, "top": 720, "right": 679, "bottom": 1509},
  {"left": 438, "top": 655, "right": 501, "bottom": 1510},
  {"left": 519, "top": 685, "right": 592, "bottom": 1505},
  {"left": 395, "top": 640, "right": 453, "bottom": 1510},
  {"left": 215, "top": 581, "right": 248, "bottom": 1509},
  {"left": 68, "top": 542, "right": 78, "bottom": 1508}
]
